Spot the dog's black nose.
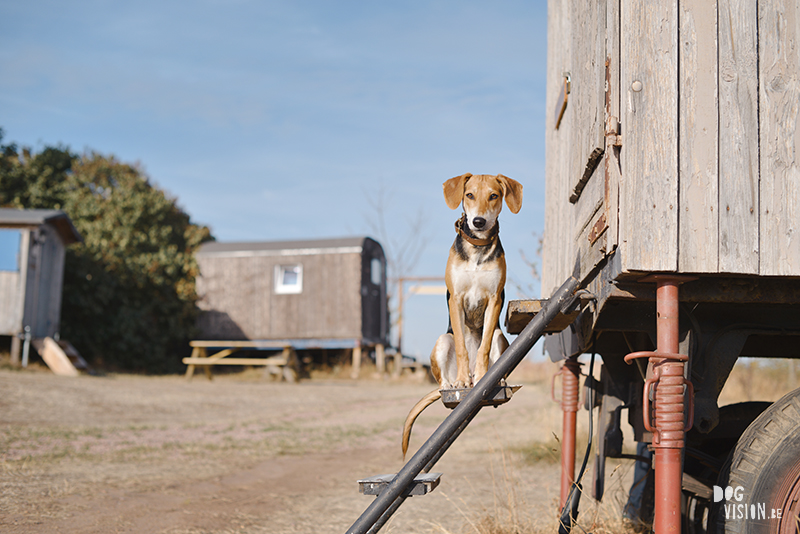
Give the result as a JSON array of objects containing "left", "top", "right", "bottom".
[{"left": 472, "top": 217, "right": 486, "bottom": 229}]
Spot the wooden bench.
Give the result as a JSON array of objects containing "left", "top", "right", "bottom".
[{"left": 183, "top": 340, "right": 301, "bottom": 381}]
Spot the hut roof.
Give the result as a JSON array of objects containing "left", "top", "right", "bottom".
[
  {"left": 0, "top": 208, "right": 82, "bottom": 244},
  {"left": 197, "top": 236, "right": 376, "bottom": 258}
]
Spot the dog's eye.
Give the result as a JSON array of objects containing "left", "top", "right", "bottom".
[
  {"left": 489, "top": 193, "right": 498, "bottom": 200},
  {"left": 465, "top": 193, "right": 474, "bottom": 199}
]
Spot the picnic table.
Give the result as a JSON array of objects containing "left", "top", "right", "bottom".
[
  {"left": 182, "top": 338, "right": 385, "bottom": 381},
  {"left": 183, "top": 340, "right": 302, "bottom": 381}
]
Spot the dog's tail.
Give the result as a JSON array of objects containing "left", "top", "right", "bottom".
[{"left": 402, "top": 389, "right": 442, "bottom": 460}]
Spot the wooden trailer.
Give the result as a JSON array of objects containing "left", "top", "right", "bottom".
[
  {"left": 528, "top": 1, "right": 800, "bottom": 531},
  {"left": 190, "top": 236, "right": 389, "bottom": 378},
  {"left": 0, "top": 209, "right": 82, "bottom": 364}
]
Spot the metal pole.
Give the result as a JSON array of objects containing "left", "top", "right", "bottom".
[
  {"left": 347, "top": 271, "right": 581, "bottom": 534},
  {"left": 396, "top": 278, "right": 404, "bottom": 356},
  {"left": 651, "top": 279, "right": 685, "bottom": 534},
  {"left": 559, "top": 356, "right": 581, "bottom": 508},
  {"left": 624, "top": 275, "right": 693, "bottom": 534},
  {"left": 21, "top": 326, "right": 31, "bottom": 368}
]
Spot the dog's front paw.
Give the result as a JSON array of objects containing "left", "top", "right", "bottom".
[{"left": 452, "top": 380, "right": 469, "bottom": 389}]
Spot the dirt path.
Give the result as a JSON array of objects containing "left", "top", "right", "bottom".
[{"left": 0, "top": 367, "right": 634, "bottom": 533}]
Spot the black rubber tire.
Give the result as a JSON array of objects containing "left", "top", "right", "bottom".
[
  {"left": 713, "top": 388, "right": 800, "bottom": 534},
  {"left": 683, "top": 402, "right": 772, "bottom": 534}
]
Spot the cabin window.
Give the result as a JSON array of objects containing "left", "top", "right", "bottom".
[
  {"left": 370, "top": 257, "right": 382, "bottom": 286},
  {"left": 275, "top": 264, "right": 303, "bottom": 294},
  {"left": 0, "top": 230, "right": 21, "bottom": 272}
]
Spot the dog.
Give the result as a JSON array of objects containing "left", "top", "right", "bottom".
[{"left": 401, "top": 173, "right": 523, "bottom": 458}]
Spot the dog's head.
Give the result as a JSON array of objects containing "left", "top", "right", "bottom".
[{"left": 443, "top": 173, "right": 523, "bottom": 233}]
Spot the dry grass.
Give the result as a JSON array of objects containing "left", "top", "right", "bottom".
[
  {"left": 423, "top": 443, "right": 642, "bottom": 534},
  {"left": 719, "top": 358, "right": 800, "bottom": 405},
  {"left": 2, "top": 347, "right": 795, "bottom": 534}
]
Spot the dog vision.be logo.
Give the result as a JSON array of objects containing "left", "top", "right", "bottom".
[{"left": 713, "top": 485, "right": 783, "bottom": 521}]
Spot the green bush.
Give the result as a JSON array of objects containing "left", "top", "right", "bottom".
[{"left": 0, "top": 131, "right": 212, "bottom": 372}]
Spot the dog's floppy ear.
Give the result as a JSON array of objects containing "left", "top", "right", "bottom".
[
  {"left": 443, "top": 173, "right": 472, "bottom": 210},
  {"left": 497, "top": 174, "right": 523, "bottom": 214}
]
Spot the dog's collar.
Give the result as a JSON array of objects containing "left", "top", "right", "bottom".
[{"left": 455, "top": 214, "right": 498, "bottom": 247}]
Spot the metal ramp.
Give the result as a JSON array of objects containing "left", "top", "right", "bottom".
[{"left": 347, "top": 271, "right": 582, "bottom": 534}]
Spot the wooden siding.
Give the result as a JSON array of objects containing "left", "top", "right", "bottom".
[
  {"left": 759, "top": 0, "right": 800, "bottom": 275},
  {"left": 542, "top": 0, "right": 573, "bottom": 296},
  {"left": 719, "top": 0, "right": 759, "bottom": 273},
  {"left": 679, "top": 0, "right": 719, "bottom": 273},
  {"left": 619, "top": 0, "right": 679, "bottom": 273},
  {"left": 542, "top": 0, "right": 613, "bottom": 295},
  {"left": 543, "top": 0, "right": 800, "bottom": 294},
  {"left": 196, "top": 251, "right": 363, "bottom": 340},
  {"left": 0, "top": 271, "right": 22, "bottom": 334}
]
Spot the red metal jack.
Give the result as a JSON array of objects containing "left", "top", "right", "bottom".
[
  {"left": 553, "top": 355, "right": 582, "bottom": 509},
  {"left": 625, "top": 276, "right": 695, "bottom": 534}
]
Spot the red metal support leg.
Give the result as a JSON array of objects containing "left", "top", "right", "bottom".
[
  {"left": 558, "top": 355, "right": 582, "bottom": 509},
  {"left": 625, "top": 276, "right": 694, "bottom": 534}
]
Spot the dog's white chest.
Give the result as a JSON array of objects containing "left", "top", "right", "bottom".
[{"left": 449, "top": 264, "right": 502, "bottom": 306}]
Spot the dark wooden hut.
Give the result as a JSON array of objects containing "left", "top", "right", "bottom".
[{"left": 195, "top": 236, "right": 389, "bottom": 356}]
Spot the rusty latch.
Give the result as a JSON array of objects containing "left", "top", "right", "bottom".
[
  {"left": 555, "top": 73, "right": 570, "bottom": 130},
  {"left": 588, "top": 212, "right": 608, "bottom": 245}
]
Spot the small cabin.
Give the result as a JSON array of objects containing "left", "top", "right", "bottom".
[
  {"left": 195, "top": 237, "right": 389, "bottom": 351},
  {"left": 0, "top": 209, "right": 82, "bottom": 361}
]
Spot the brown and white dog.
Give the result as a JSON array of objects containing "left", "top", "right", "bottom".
[{"left": 401, "top": 173, "right": 523, "bottom": 458}]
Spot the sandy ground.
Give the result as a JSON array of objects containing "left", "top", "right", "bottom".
[{"left": 0, "top": 364, "right": 636, "bottom": 534}]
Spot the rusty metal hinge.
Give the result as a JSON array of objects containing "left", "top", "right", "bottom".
[{"left": 605, "top": 116, "right": 622, "bottom": 147}]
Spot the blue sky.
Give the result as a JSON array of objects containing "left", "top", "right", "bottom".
[{"left": 0, "top": 1, "right": 549, "bottom": 360}]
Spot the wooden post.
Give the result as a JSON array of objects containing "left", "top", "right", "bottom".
[
  {"left": 10, "top": 335, "right": 20, "bottom": 366},
  {"left": 396, "top": 279, "right": 405, "bottom": 356},
  {"left": 184, "top": 346, "right": 200, "bottom": 380},
  {"left": 350, "top": 345, "right": 362, "bottom": 379},
  {"left": 375, "top": 344, "right": 385, "bottom": 374},
  {"left": 393, "top": 351, "right": 402, "bottom": 378},
  {"left": 203, "top": 348, "right": 213, "bottom": 380}
]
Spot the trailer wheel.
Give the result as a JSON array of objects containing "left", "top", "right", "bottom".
[
  {"left": 713, "top": 388, "right": 800, "bottom": 534},
  {"left": 683, "top": 402, "right": 772, "bottom": 534}
]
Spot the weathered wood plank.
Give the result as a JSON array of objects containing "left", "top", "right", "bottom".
[
  {"left": 679, "top": 0, "right": 719, "bottom": 273},
  {"left": 718, "top": 0, "right": 759, "bottom": 274},
  {"left": 620, "top": 0, "right": 679, "bottom": 273},
  {"left": 505, "top": 299, "right": 580, "bottom": 335},
  {"left": 542, "top": 0, "right": 573, "bottom": 296},
  {"left": 605, "top": 0, "right": 621, "bottom": 252},
  {"left": 190, "top": 340, "right": 290, "bottom": 348},
  {"left": 569, "top": 0, "right": 606, "bottom": 205},
  {"left": 759, "top": 0, "right": 800, "bottom": 275},
  {"left": 0, "top": 271, "right": 21, "bottom": 334},
  {"left": 181, "top": 357, "right": 288, "bottom": 366},
  {"left": 570, "top": 0, "right": 608, "bottom": 282},
  {"left": 39, "top": 336, "right": 79, "bottom": 377},
  {"left": 573, "top": 166, "right": 608, "bottom": 280}
]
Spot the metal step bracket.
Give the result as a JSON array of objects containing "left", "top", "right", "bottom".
[
  {"left": 358, "top": 473, "right": 442, "bottom": 497},
  {"left": 440, "top": 385, "right": 522, "bottom": 409}
]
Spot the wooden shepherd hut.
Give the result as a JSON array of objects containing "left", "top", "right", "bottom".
[
  {"left": 194, "top": 236, "right": 389, "bottom": 374},
  {"left": 0, "top": 209, "right": 82, "bottom": 363},
  {"left": 520, "top": 1, "right": 800, "bottom": 530}
]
